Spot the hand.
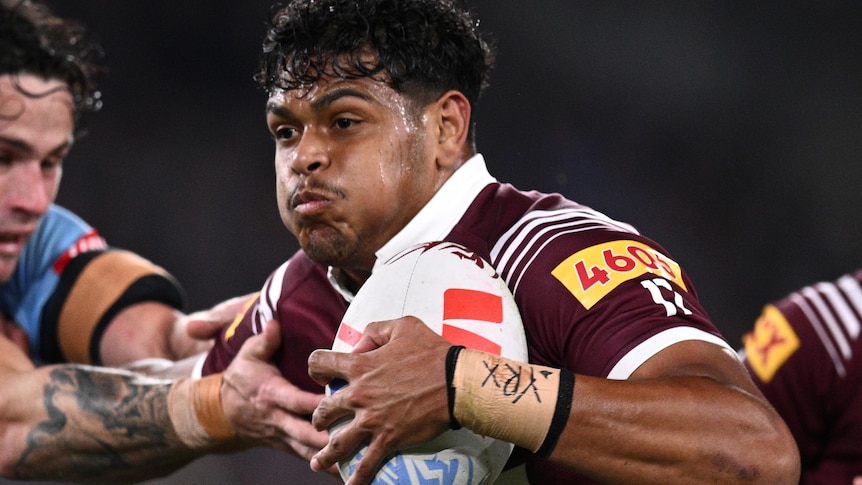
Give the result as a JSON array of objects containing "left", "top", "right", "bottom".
[
  {"left": 183, "top": 292, "right": 258, "bottom": 341},
  {"left": 221, "top": 319, "right": 332, "bottom": 464},
  {"left": 307, "top": 316, "right": 452, "bottom": 485},
  {"left": 167, "top": 293, "right": 258, "bottom": 360}
]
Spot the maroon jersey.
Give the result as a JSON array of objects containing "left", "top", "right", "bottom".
[
  {"left": 202, "top": 155, "right": 729, "bottom": 484},
  {"left": 743, "top": 269, "right": 862, "bottom": 484}
]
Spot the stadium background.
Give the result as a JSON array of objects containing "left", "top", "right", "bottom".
[{"left": 10, "top": 1, "right": 861, "bottom": 484}]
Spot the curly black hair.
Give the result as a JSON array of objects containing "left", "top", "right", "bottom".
[
  {"left": 256, "top": 0, "right": 495, "bottom": 141},
  {"left": 0, "top": 0, "right": 104, "bottom": 120}
]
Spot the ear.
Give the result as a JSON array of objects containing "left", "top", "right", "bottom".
[{"left": 432, "top": 90, "right": 471, "bottom": 168}]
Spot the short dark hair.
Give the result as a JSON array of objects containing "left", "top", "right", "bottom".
[
  {"left": 0, "top": 0, "right": 104, "bottom": 120},
  {"left": 256, "top": 0, "right": 495, "bottom": 142}
]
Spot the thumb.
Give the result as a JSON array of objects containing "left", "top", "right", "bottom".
[
  {"left": 185, "top": 317, "right": 226, "bottom": 340},
  {"left": 239, "top": 319, "right": 282, "bottom": 362},
  {"left": 351, "top": 319, "right": 398, "bottom": 353}
]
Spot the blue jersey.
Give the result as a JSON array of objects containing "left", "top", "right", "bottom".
[{"left": 0, "top": 205, "right": 185, "bottom": 365}]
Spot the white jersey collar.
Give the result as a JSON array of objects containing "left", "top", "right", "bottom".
[
  {"left": 374, "top": 154, "right": 495, "bottom": 268},
  {"left": 327, "top": 154, "right": 495, "bottom": 299}
]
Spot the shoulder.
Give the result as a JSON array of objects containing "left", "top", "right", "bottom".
[
  {"left": 258, "top": 251, "right": 328, "bottom": 308},
  {"left": 26, "top": 205, "right": 105, "bottom": 274},
  {"left": 251, "top": 250, "right": 343, "bottom": 332},
  {"left": 32, "top": 205, "right": 95, "bottom": 243},
  {"left": 459, "top": 187, "right": 719, "bottom": 374},
  {"left": 745, "top": 269, "right": 862, "bottom": 384}
]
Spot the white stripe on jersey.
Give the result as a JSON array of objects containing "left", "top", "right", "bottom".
[
  {"left": 789, "top": 273, "right": 862, "bottom": 377},
  {"left": 254, "top": 260, "right": 291, "bottom": 335},
  {"left": 836, "top": 274, "right": 862, "bottom": 338},
  {"left": 802, "top": 285, "right": 852, "bottom": 359},
  {"left": 607, "top": 327, "right": 736, "bottom": 380},
  {"left": 790, "top": 293, "right": 847, "bottom": 378},
  {"left": 490, "top": 208, "right": 639, "bottom": 294}
]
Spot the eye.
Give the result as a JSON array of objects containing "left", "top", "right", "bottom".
[
  {"left": 41, "top": 157, "right": 63, "bottom": 174},
  {"left": 272, "top": 126, "right": 298, "bottom": 141},
  {"left": 334, "top": 118, "right": 358, "bottom": 130}
]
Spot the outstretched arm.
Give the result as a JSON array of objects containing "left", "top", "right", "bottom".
[
  {"left": 308, "top": 317, "right": 800, "bottom": 485},
  {"left": 0, "top": 320, "right": 328, "bottom": 483},
  {"left": 99, "top": 293, "right": 258, "bottom": 367}
]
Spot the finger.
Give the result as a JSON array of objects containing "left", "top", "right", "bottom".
[
  {"left": 344, "top": 436, "right": 392, "bottom": 485},
  {"left": 268, "top": 380, "right": 324, "bottom": 416},
  {"left": 290, "top": 440, "right": 326, "bottom": 463},
  {"left": 311, "top": 421, "right": 368, "bottom": 473},
  {"left": 311, "top": 392, "right": 354, "bottom": 431},
  {"left": 307, "top": 348, "right": 353, "bottom": 385},
  {"left": 186, "top": 293, "right": 258, "bottom": 340},
  {"left": 350, "top": 319, "right": 398, "bottom": 353},
  {"left": 184, "top": 317, "right": 225, "bottom": 340},
  {"left": 276, "top": 413, "right": 331, "bottom": 452},
  {"left": 238, "top": 319, "right": 282, "bottom": 361}
]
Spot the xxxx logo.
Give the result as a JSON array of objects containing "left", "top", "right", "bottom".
[{"left": 743, "top": 305, "right": 799, "bottom": 383}]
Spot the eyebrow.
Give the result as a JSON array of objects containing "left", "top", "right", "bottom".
[
  {"left": 266, "top": 87, "right": 375, "bottom": 119},
  {"left": 0, "top": 134, "right": 72, "bottom": 157}
]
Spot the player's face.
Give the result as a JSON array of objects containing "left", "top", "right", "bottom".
[
  {"left": 0, "top": 74, "right": 73, "bottom": 283},
  {"left": 266, "top": 75, "right": 445, "bottom": 279}
]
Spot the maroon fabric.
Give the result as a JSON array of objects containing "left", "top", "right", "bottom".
[
  {"left": 204, "top": 181, "right": 725, "bottom": 483},
  {"left": 744, "top": 269, "right": 862, "bottom": 484}
]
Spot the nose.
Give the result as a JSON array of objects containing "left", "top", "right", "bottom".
[
  {"left": 290, "top": 129, "right": 331, "bottom": 175},
  {"left": 6, "top": 162, "right": 53, "bottom": 217}
]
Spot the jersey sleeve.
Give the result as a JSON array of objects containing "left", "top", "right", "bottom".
[
  {"left": 507, "top": 229, "right": 728, "bottom": 379},
  {"left": 199, "top": 267, "right": 281, "bottom": 377},
  {"left": 201, "top": 252, "right": 347, "bottom": 395},
  {"left": 3, "top": 205, "right": 185, "bottom": 365},
  {"left": 742, "top": 269, "right": 862, "bottom": 481},
  {"left": 39, "top": 248, "right": 186, "bottom": 365},
  {"left": 482, "top": 212, "right": 730, "bottom": 484}
]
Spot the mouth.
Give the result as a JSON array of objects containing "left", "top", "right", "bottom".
[
  {"left": 291, "top": 188, "right": 336, "bottom": 215},
  {"left": 0, "top": 234, "right": 27, "bottom": 260}
]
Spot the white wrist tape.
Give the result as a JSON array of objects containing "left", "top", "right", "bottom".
[
  {"left": 447, "top": 347, "right": 574, "bottom": 457},
  {"left": 167, "top": 373, "right": 235, "bottom": 448}
]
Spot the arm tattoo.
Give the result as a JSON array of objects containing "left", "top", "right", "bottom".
[{"left": 13, "top": 366, "right": 190, "bottom": 481}]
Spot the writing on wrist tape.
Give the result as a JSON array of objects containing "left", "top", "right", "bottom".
[
  {"left": 167, "top": 373, "right": 236, "bottom": 448},
  {"left": 447, "top": 347, "right": 574, "bottom": 457}
]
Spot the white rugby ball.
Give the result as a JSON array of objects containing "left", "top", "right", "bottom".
[{"left": 327, "top": 241, "right": 529, "bottom": 485}]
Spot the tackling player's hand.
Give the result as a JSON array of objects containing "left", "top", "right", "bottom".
[
  {"left": 182, "top": 292, "right": 258, "bottom": 342},
  {"left": 307, "top": 316, "right": 452, "bottom": 485},
  {"left": 221, "top": 318, "right": 332, "bottom": 464}
]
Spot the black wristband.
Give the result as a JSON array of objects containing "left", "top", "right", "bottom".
[
  {"left": 445, "top": 345, "right": 465, "bottom": 430},
  {"left": 535, "top": 368, "right": 574, "bottom": 457}
]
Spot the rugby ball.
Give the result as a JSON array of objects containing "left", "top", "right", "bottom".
[{"left": 327, "top": 241, "right": 529, "bottom": 485}]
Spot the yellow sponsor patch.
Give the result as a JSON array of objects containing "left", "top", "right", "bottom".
[
  {"left": 743, "top": 304, "right": 800, "bottom": 383},
  {"left": 551, "top": 240, "right": 687, "bottom": 310},
  {"left": 224, "top": 293, "right": 261, "bottom": 341}
]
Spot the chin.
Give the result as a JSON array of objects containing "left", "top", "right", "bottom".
[
  {"left": 0, "top": 259, "right": 17, "bottom": 284},
  {"left": 302, "top": 236, "right": 352, "bottom": 267}
]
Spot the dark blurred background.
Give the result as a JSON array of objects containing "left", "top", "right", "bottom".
[{"left": 14, "top": 1, "right": 861, "bottom": 483}]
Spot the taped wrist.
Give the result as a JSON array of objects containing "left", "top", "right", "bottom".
[
  {"left": 446, "top": 346, "right": 465, "bottom": 430},
  {"left": 167, "top": 373, "right": 236, "bottom": 448},
  {"left": 446, "top": 347, "right": 574, "bottom": 457}
]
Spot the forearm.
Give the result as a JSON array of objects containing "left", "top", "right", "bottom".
[
  {"left": 449, "top": 348, "right": 799, "bottom": 485},
  {"left": 554, "top": 374, "right": 794, "bottom": 484},
  {"left": 0, "top": 365, "right": 232, "bottom": 483}
]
